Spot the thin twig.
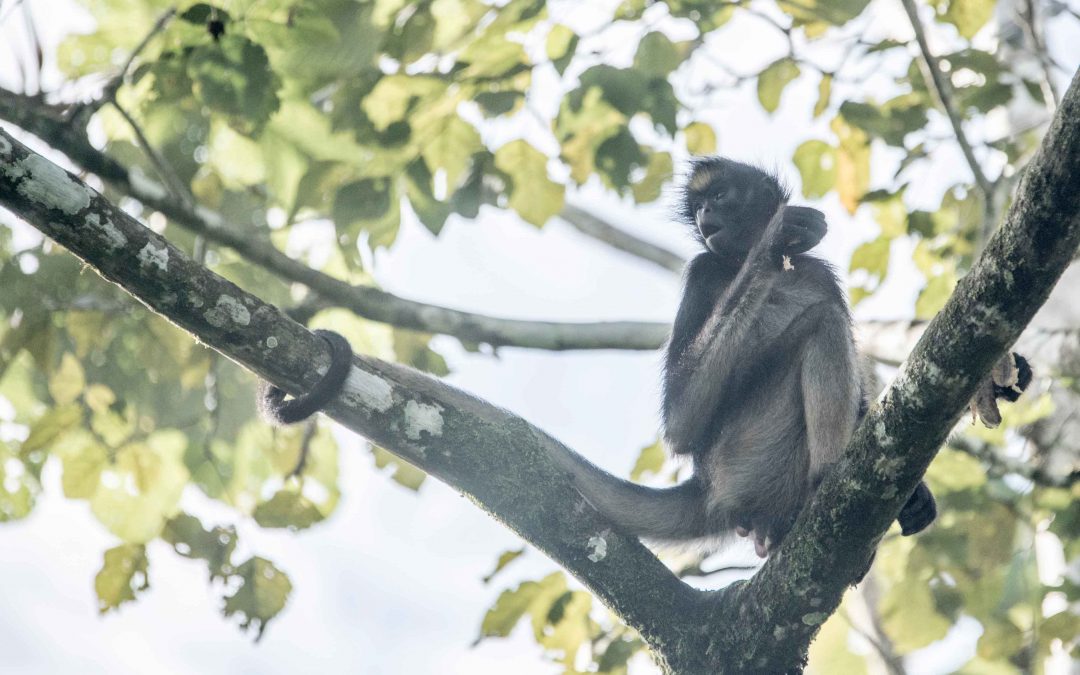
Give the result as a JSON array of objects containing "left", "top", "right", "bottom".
[
  {"left": 1019, "top": 0, "right": 1059, "bottom": 114},
  {"left": 0, "top": 88, "right": 670, "bottom": 352},
  {"left": 898, "top": 0, "right": 995, "bottom": 198},
  {"left": 949, "top": 436, "right": 1080, "bottom": 488},
  {"left": 112, "top": 100, "right": 193, "bottom": 207},
  {"left": 71, "top": 7, "right": 176, "bottom": 121},
  {"left": 560, "top": 203, "right": 685, "bottom": 273}
]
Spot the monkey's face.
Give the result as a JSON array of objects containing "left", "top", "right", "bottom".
[{"left": 680, "top": 158, "right": 786, "bottom": 258}]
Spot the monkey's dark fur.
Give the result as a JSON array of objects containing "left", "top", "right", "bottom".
[
  {"left": 258, "top": 329, "right": 353, "bottom": 426},
  {"left": 547, "top": 157, "right": 1034, "bottom": 559}
]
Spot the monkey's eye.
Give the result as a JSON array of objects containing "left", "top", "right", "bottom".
[{"left": 712, "top": 187, "right": 728, "bottom": 202}]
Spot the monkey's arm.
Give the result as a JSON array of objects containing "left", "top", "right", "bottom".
[
  {"left": 801, "top": 305, "right": 862, "bottom": 482},
  {"left": 665, "top": 206, "right": 789, "bottom": 452}
]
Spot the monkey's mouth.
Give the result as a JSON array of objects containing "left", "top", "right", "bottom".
[{"left": 695, "top": 207, "right": 721, "bottom": 239}]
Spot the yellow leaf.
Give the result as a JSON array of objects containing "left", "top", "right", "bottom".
[{"left": 48, "top": 352, "right": 85, "bottom": 405}]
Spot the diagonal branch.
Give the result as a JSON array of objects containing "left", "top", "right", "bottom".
[
  {"left": 560, "top": 203, "right": 686, "bottom": 273},
  {"left": 0, "top": 125, "right": 698, "bottom": 659},
  {"left": 899, "top": 0, "right": 995, "bottom": 198},
  {"left": 0, "top": 92, "right": 669, "bottom": 352}
]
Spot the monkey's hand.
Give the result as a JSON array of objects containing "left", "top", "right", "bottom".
[
  {"left": 970, "top": 352, "right": 1033, "bottom": 428},
  {"left": 780, "top": 206, "right": 827, "bottom": 254},
  {"left": 898, "top": 481, "right": 936, "bottom": 536}
]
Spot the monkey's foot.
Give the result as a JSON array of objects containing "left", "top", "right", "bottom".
[{"left": 898, "top": 481, "right": 936, "bottom": 536}]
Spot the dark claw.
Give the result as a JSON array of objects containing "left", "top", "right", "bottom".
[
  {"left": 780, "top": 205, "right": 827, "bottom": 254},
  {"left": 898, "top": 481, "right": 936, "bottom": 536}
]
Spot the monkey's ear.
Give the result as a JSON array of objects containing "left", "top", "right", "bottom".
[{"left": 781, "top": 206, "right": 827, "bottom": 254}]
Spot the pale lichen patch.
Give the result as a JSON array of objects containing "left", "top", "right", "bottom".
[
  {"left": 801, "top": 612, "right": 828, "bottom": 626},
  {"left": 873, "top": 455, "right": 904, "bottom": 479},
  {"left": 587, "top": 532, "right": 609, "bottom": 562},
  {"left": 873, "top": 420, "right": 894, "bottom": 448},
  {"left": 137, "top": 242, "right": 169, "bottom": 272},
  {"left": 17, "top": 155, "right": 93, "bottom": 215},
  {"left": 204, "top": 295, "right": 251, "bottom": 327},
  {"left": 86, "top": 213, "right": 127, "bottom": 250},
  {"left": 266, "top": 336, "right": 279, "bottom": 348},
  {"left": 341, "top": 369, "right": 394, "bottom": 413},
  {"left": 404, "top": 399, "right": 444, "bottom": 440}
]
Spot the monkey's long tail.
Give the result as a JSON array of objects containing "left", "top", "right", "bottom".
[{"left": 545, "top": 443, "right": 709, "bottom": 541}]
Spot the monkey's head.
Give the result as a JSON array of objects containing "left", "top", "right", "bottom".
[{"left": 678, "top": 157, "right": 790, "bottom": 257}]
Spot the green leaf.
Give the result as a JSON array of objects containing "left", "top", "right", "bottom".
[
  {"left": 479, "top": 579, "right": 543, "bottom": 639},
  {"left": 223, "top": 556, "right": 292, "bottom": 641},
  {"left": 0, "top": 443, "right": 37, "bottom": 521},
  {"left": 95, "top": 544, "right": 149, "bottom": 614},
  {"left": 494, "top": 140, "right": 565, "bottom": 226},
  {"left": 482, "top": 548, "right": 526, "bottom": 584},
  {"left": 21, "top": 403, "right": 83, "bottom": 455},
  {"left": 880, "top": 578, "right": 952, "bottom": 651},
  {"left": 89, "top": 431, "right": 190, "bottom": 543},
  {"left": 249, "top": 1, "right": 377, "bottom": 83},
  {"left": 333, "top": 177, "right": 394, "bottom": 225},
  {"left": 814, "top": 74, "right": 832, "bottom": 117},
  {"left": 48, "top": 352, "right": 85, "bottom": 405},
  {"left": 57, "top": 433, "right": 108, "bottom": 499},
  {"left": 778, "top": 0, "right": 871, "bottom": 26},
  {"left": 831, "top": 116, "right": 870, "bottom": 213},
  {"left": 254, "top": 490, "right": 325, "bottom": 530},
  {"left": 849, "top": 237, "right": 890, "bottom": 281},
  {"left": 684, "top": 122, "right": 717, "bottom": 156},
  {"left": 595, "top": 128, "right": 646, "bottom": 191},
  {"left": 757, "top": 58, "right": 801, "bottom": 113},
  {"left": 420, "top": 116, "right": 483, "bottom": 191},
  {"left": 187, "top": 35, "right": 281, "bottom": 133},
  {"left": 631, "top": 151, "right": 673, "bottom": 204},
  {"left": 362, "top": 75, "right": 447, "bottom": 132},
  {"left": 459, "top": 32, "right": 529, "bottom": 78},
  {"left": 932, "top": 0, "right": 995, "bottom": 39},
  {"left": 630, "top": 438, "right": 665, "bottom": 481},
  {"left": 807, "top": 609, "right": 867, "bottom": 674},
  {"left": 915, "top": 272, "right": 957, "bottom": 319},
  {"left": 928, "top": 448, "right": 987, "bottom": 492},
  {"left": 839, "top": 96, "right": 928, "bottom": 147},
  {"left": 546, "top": 24, "right": 578, "bottom": 75},
  {"left": 371, "top": 445, "right": 427, "bottom": 491},
  {"left": 633, "top": 32, "right": 683, "bottom": 78},
  {"left": 598, "top": 637, "right": 645, "bottom": 672},
  {"left": 163, "top": 513, "right": 237, "bottom": 581},
  {"left": 792, "top": 140, "right": 837, "bottom": 199}
]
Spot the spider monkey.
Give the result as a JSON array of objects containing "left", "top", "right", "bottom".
[
  {"left": 547, "top": 157, "right": 1030, "bottom": 559},
  {"left": 260, "top": 157, "right": 1030, "bottom": 563}
]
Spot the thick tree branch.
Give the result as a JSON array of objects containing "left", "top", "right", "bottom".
[
  {"left": 0, "top": 126, "right": 699, "bottom": 665},
  {"left": 669, "top": 68, "right": 1080, "bottom": 672},
  {"left": 559, "top": 203, "right": 686, "bottom": 273},
  {"left": 899, "top": 0, "right": 995, "bottom": 198},
  {"left": 0, "top": 90, "right": 669, "bottom": 352}
]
